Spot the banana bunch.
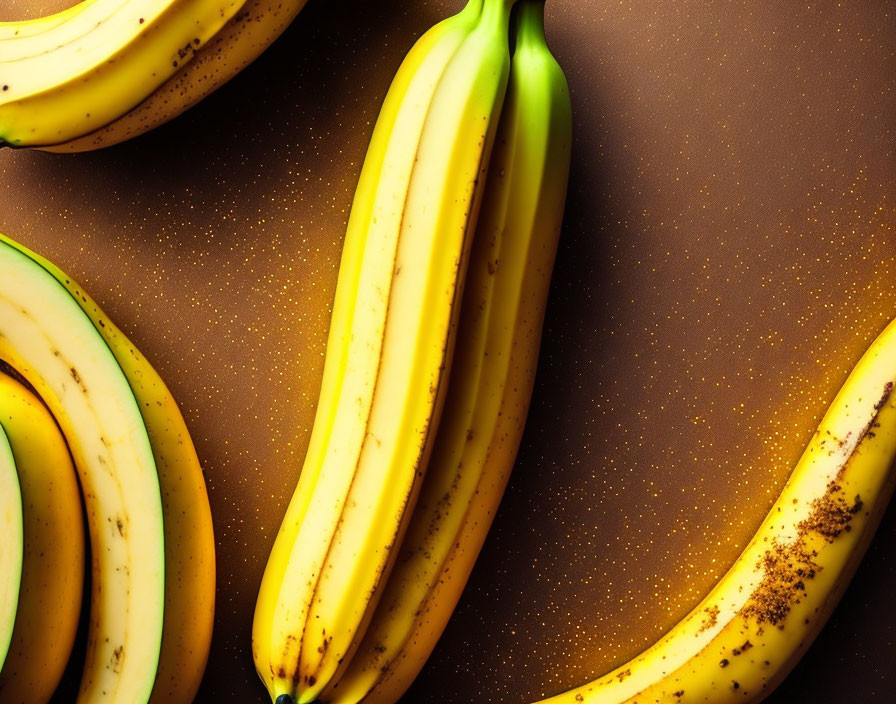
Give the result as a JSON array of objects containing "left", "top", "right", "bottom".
[
  {"left": 0, "top": 0, "right": 309, "bottom": 150},
  {"left": 535, "top": 317, "right": 896, "bottom": 704},
  {"left": 0, "top": 233, "right": 215, "bottom": 704},
  {"left": 331, "top": 2, "right": 572, "bottom": 702},
  {"left": 252, "top": 0, "right": 520, "bottom": 701},
  {"left": 253, "top": 1, "right": 575, "bottom": 702}
]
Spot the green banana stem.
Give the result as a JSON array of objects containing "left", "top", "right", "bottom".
[
  {"left": 514, "top": 0, "right": 548, "bottom": 52},
  {"left": 483, "top": 0, "right": 519, "bottom": 22}
]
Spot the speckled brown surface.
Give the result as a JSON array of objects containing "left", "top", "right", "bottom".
[{"left": 0, "top": 0, "right": 894, "bottom": 702}]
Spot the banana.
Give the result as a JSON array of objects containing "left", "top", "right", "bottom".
[
  {"left": 536, "top": 317, "right": 896, "bottom": 704},
  {"left": 68, "top": 270, "right": 215, "bottom": 704},
  {"left": 0, "top": 0, "right": 248, "bottom": 146},
  {"left": 0, "top": 371, "right": 85, "bottom": 704},
  {"left": 329, "top": 3, "right": 571, "bottom": 702},
  {"left": 252, "top": 1, "right": 514, "bottom": 701},
  {"left": 42, "top": 0, "right": 310, "bottom": 153},
  {"left": 0, "top": 236, "right": 165, "bottom": 702},
  {"left": 0, "top": 233, "right": 216, "bottom": 704},
  {"left": 0, "top": 424, "right": 22, "bottom": 672}
]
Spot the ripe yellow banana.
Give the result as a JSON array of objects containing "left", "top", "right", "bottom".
[
  {"left": 0, "top": 236, "right": 165, "bottom": 702},
  {"left": 537, "top": 317, "right": 896, "bottom": 704},
  {"left": 0, "top": 0, "right": 248, "bottom": 146},
  {"left": 329, "top": 3, "right": 571, "bottom": 702},
  {"left": 41, "top": 0, "right": 310, "bottom": 153},
  {"left": 0, "top": 424, "right": 21, "bottom": 673},
  {"left": 252, "top": 1, "right": 514, "bottom": 701},
  {"left": 0, "top": 371, "right": 85, "bottom": 704},
  {"left": 0, "top": 232, "right": 216, "bottom": 704}
]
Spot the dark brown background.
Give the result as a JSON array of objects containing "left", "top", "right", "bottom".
[{"left": 1, "top": 0, "right": 894, "bottom": 701}]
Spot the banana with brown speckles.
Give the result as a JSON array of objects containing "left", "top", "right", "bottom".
[
  {"left": 252, "top": 0, "right": 516, "bottom": 701},
  {"left": 40, "top": 0, "right": 310, "bottom": 152},
  {"left": 327, "top": 3, "right": 572, "bottom": 701},
  {"left": 0, "top": 0, "right": 309, "bottom": 148},
  {"left": 535, "top": 317, "right": 896, "bottom": 703}
]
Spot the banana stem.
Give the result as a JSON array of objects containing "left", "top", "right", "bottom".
[
  {"left": 481, "top": 0, "right": 518, "bottom": 24},
  {"left": 512, "top": 0, "right": 547, "bottom": 53}
]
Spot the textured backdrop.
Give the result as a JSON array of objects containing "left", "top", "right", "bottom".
[{"left": 0, "top": 0, "right": 894, "bottom": 701}]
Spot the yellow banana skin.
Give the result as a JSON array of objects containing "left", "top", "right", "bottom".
[
  {"left": 329, "top": 3, "right": 572, "bottom": 702},
  {"left": 42, "top": 0, "right": 310, "bottom": 153},
  {"left": 252, "top": 1, "right": 513, "bottom": 701},
  {"left": 0, "top": 0, "right": 248, "bottom": 146},
  {"left": 537, "top": 317, "right": 896, "bottom": 704},
  {"left": 0, "top": 424, "right": 21, "bottom": 673},
  {"left": 0, "top": 372, "right": 85, "bottom": 704},
  {"left": 0, "top": 233, "right": 216, "bottom": 704}
]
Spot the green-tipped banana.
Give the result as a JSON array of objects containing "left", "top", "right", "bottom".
[
  {"left": 0, "top": 233, "right": 216, "bottom": 704},
  {"left": 0, "top": 424, "right": 22, "bottom": 672},
  {"left": 329, "top": 3, "right": 572, "bottom": 702},
  {"left": 537, "top": 317, "right": 896, "bottom": 703},
  {"left": 252, "top": 1, "right": 515, "bottom": 701},
  {"left": 0, "top": 237, "right": 165, "bottom": 702}
]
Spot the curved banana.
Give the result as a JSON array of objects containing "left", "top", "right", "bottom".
[
  {"left": 537, "top": 317, "right": 896, "bottom": 704},
  {"left": 252, "top": 1, "right": 514, "bottom": 701},
  {"left": 0, "top": 0, "right": 248, "bottom": 146},
  {"left": 0, "top": 424, "right": 22, "bottom": 672},
  {"left": 42, "top": 0, "right": 310, "bottom": 153},
  {"left": 0, "top": 236, "right": 165, "bottom": 702},
  {"left": 0, "top": 371, "right": 85, "bottom": 704},
  {"left": 70, "top": 271, "right": 215, "bottom": 704},
  {"left": 0, "top": 233, "right": 216, "bottom": 704},
  {"left": 330, "top": 3, "right": 571, "bottom": 702}
]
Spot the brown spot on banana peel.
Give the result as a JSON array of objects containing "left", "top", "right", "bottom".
[
  {"left": 697, "top": 605, "right": 719, "bottom": 633},
  {"left": 110, "top": 645, "right": 124, "bottom": 673},
  {"left": 731, "top": 640, "right": 753, "bottom": 656}
]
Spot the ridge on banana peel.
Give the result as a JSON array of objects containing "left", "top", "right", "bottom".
[
  {"left": 329, "top": 2, "right": 572, "bottom": 702},
  {"left": 0, "top": 0, "right": 250, "bottom": 147},
  {"left": 538, "top": 317, "right": 896, "bottom": 704},
  {"left": 252, "top": 0, "right": 514, "bottom": 701},
  {"left": 41, "top": 0, "right": 311, "bottom": 153},
  {"left": 0, "top": 233, "right": 215, "bottom": 703},
  {"left": 0, "top": 371, "right": 85, "bottom": 704}
]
